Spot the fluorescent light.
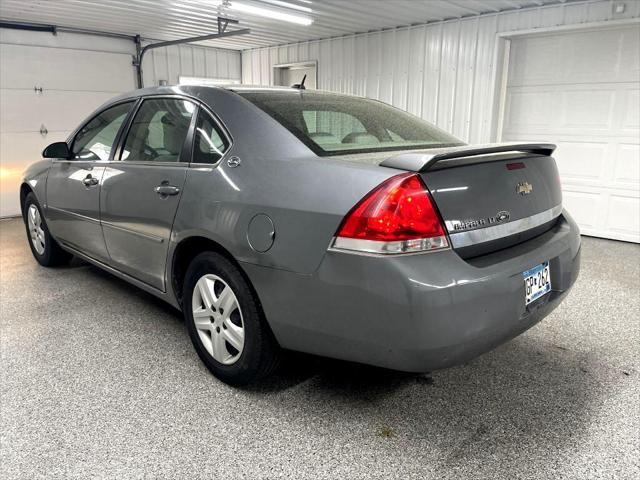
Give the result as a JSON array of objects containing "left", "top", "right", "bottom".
[
  {"left": 258, "top": 0, "right": 312, "bottom": 13},
  {"left": 179, "top": 75, "right": 241, "bottom": 85},
  {"left": 229, "top": 2, "right": 313, "bottom": 25}
]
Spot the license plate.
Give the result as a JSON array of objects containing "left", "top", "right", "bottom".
[{"left": 523, "top": 262, "right": 551, "bottom": 305}]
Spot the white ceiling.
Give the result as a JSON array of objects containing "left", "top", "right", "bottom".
[{"left": 0, "top": 0, "right": 579, "bottom": 50}]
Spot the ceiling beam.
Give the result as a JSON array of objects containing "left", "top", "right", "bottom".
[{"left": 134, "top": 27, "right": 251, "bottom": 87}]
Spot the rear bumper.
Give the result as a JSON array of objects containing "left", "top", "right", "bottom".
[{"left": 242, "top": 211, "right": 581, "bottom": 372}]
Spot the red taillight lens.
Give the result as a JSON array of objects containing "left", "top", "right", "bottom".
[{"left": 332, "top": 173, "right": 449, "bottom": 254}]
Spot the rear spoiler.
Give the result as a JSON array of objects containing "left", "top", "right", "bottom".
[{"left": 380, "top": 143, "right": 556, "bottom": 172}]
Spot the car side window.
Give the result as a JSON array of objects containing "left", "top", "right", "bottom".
[
  {"left": 71, "top": 102, "right": 133, "bottom": 161},
  {"left": 192, "top": 110, "right": 229, "bottom": 164},
  {"left": 120, "top": 98, "right": 195, "bottom": 163}
]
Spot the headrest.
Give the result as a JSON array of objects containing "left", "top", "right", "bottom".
[
  {"left": 309, "top": 131, "right": 340, "bottom": 145},
  {"left": 342, "top": 132, "right": 379, "bottom": 145}
]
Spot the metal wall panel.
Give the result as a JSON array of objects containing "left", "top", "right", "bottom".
[
  {"left": 143, "top": 44, "right": 241, "bottom": 86},
  {"left": 241, "top": 0, "right": 640, "bottom": 143},
  {"left": 0, "top": 27, "right": 242, "bottom": 88}
]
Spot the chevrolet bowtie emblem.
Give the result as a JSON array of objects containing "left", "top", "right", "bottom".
[{"left": 516, "top": 181, "right": 533, "bottom": 195}]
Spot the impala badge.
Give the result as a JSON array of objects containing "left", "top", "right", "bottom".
[
  {"left": 516, "top": 181, "right": 533, "bottom": 195},
  {"left": 446, "top": 210, "right": 511, "bottom": 232}
]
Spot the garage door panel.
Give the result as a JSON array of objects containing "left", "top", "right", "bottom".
[
  {"left": 0, "top": 42, "right": 134, "bottom": 218},
  {"left": 562, "top": 89, "right": 614, "bottom": 128},
  {"left": 1, "top": 130, "right": 71, "bottom": 171},
  {"left": 619, "top": 28, "right": 640, "bottom": 76},
  {"left": 562, "top": 191, "right": 600, "bottom": 228},
  {"left": 562, "top": 30, "right": 622, "bottom": 83},
  {"left": 502, "top": 136, "right": 637, "bottom": 188},
  {"left": 0, "top": 89, "right": 119, "bottom": 133},
  {"left": 606, "top": 195, "right": 640, "bottom": 241},
  {"left": 505, "top": 26, "right": 639, "bottom": 242},
  {"left": 0, "top": 45, "right": 40, "bottom": 90},
  {"left": 508, "top": 36, "right": 559, "bottom": 86},
  {"left": 504, "top": 83, "right": 635, "bottom": 137},
  {"left": 554, "top": 141, "right": 607, "bottom": 182},
  {"left": 614, "top": 143, "right": 640, "bottom": 187},
  {"left": 508, "top": 27, "right": 640, "bottom": 86},
  {"left": 0, "top": 131, "right": 72, "bottom": 217},
  {"left": 504, "top": 89, "right": 554, "bottom": 128},
  {"left": 0, "top": 44, "right": 134, "bottom": 91},
  {"left": 621, "top": 88, "right": 640, "bottom": 130}
]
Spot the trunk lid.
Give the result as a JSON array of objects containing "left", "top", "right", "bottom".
[{"left": 344, "top": 143, "right": 563, "bottom": 258}]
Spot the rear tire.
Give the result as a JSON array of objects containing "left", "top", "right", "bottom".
[
  {"left": 23, "top": 192, "right": 72, "bottom": 267},
  {"left": 183, "top": 251, "right": 281, "bottom": 386}
]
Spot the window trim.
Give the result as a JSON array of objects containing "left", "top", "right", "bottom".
[
  {"left": 111, "top": 94, "right": 233, "bottom": 167},
  {"left": 57, "top": 93, "right": 234, "bottom": 168},
  {"left": 115, "top": 95, "right": 199, "bottom": 166}
]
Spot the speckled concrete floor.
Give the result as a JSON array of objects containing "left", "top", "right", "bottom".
[{"left": 1, "top": 217, "right": 638, "bottom": 479}]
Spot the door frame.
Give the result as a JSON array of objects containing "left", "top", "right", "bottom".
[
  {"left": 490, "top": 17, "right": 640, "bottom": 142},
  {"left": 272, "top": 60, "right": 318, "bottom": 88}
]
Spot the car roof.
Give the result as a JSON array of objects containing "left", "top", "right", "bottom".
[
  {"left": 122, "top": 84, "right": 335, "bottom": 96},
  {"left": 87, "top": 84, "right": 345, "bottom": 127},
  {"left": 226, "top": 85, "right": 300, "bottom": 92}
]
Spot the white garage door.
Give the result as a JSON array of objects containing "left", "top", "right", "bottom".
[
  {"left": 0, "top": 41, "right": 135, "bottom": 217},
  {"left": 503, "top": 26, "right": 640, "bottom": 243}
]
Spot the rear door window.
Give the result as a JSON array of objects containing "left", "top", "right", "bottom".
[{"left": 120, "top": 98, "right": 195, "bottom": 163}]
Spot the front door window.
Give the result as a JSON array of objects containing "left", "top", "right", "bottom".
[{"left": 71, "top": 102, "right": 133, "bottom": 161}]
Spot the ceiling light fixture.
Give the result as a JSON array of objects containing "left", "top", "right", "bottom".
[
  {"left": 258, "top": 0, "right": 313, "bottom": 13},
  {"left": 227, "top": 1, "right": 313, "bottom": 25}
]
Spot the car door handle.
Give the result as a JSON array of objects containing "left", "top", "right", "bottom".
[
  {"left": 154, "top": 185, "right": 180, "bottom": 196},
  {"left": 82, "top": 175, "right": 99, "bottom": 187}
]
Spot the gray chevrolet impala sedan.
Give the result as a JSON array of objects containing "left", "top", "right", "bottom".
[{"left": 20, "top": 85, "right": 581, "bottom": 385}]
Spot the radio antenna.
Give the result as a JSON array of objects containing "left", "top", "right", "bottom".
[{"left": 292, "top": 74, "right": 307, "bottom": 90}]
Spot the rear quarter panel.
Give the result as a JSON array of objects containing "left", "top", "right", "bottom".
[{"left": 171, "top": 87, "right": 398, "bottom": 275}]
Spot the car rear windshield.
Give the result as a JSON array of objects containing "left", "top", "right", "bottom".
[{"left": 236, "top": 91, "right": 465, "bottom": 156}]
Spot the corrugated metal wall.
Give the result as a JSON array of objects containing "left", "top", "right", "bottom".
[
  {"left": 241, "top": 0, "right": 640, "bottom": 143},
  {"left": 143, "top": 44, "right": 241, "bottom": 86}
]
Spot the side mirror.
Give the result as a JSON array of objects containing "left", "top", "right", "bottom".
[{"left": 42, "top": 142, "right": 71, "bottom": 159}]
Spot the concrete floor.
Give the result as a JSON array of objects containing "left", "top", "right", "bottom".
[{"left": 0, "top": 217, "right": 638, "bottom": 479}]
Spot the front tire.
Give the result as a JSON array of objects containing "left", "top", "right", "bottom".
[
  {"left": 23, "top": 192, "right": 72, "bottom": 267},
  {"left": 183, "top": 252, "right": 281, "bottom": 385}
]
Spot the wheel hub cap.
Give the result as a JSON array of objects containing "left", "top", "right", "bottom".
[
  {"left": 27, "top": 204, "right": 45, "bottom": 255},
  {"left": 191, "top": 274, "right": 244, "bottom": 365}
]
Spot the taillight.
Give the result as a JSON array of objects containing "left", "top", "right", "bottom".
[{"left": 331, "top": 173, "right": 449, "bottom": 254}]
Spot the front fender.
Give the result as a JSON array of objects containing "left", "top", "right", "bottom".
[{"left": 20, "top": 160, "right": 52, "bottom": 217}]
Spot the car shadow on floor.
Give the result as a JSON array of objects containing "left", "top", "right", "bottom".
[
  {"left": 77, "top": 259, "right": 185, "bottom": 319},
  {"left": 256, "top": 337, "right": 600, "bottom": 473},
  {"left": 72, "top": 255, "right": 599, "bottom": 467}
]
